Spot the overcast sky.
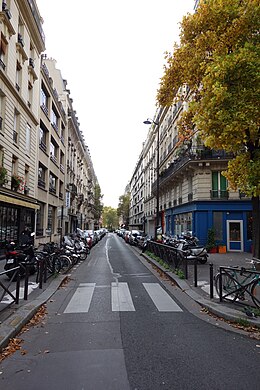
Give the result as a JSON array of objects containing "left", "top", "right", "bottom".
[{"left": 36, "top": 0, "right": 195, "bottom": 208}]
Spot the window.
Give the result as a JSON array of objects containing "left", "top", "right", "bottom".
[
  {"left": 24, "top": 164, "right": 29, "bottom": 190},
  {"left": 38, "top": 163, "right": 46, "bottom": 188},
  {"left": 47, "top": 206, "right": 54, "bottom": 234},
  {"left": 13, "top": 109, "right": 20, "bottom": 144},
  {"left": 16, "top": 60, "right": 22, "bottom": 91},
  {"left": 36, "top": 202, "right": 44, "bottom": 236},
  {"left": 49, "top": 173, "right": 56, "bottom": 194},
  {"left": 39, "top": 122, "right": 48, "bottom": 152},
  {"left": 28, "top": 81, "right": 33, "bottom": 108},
  {"left": 25, "top": 124, "right": 31, "bottom": 154},
  {"left": 51, "top": 106, "right": 59, "bottom": 133},
  {"left": 50, "top": 138, "right": 58, "bottom": 164},
  {"left": 211, "top": 171, "right": 228, "bottom": 199},
  {"left": 0, "top": 92, "right": 5, "bottom": 131},
  {"left": 0, "top": 32, "right": 8, "bottom": 71},
  {"left": 40, "top": 84, "right": 48, "bottom": 116}
]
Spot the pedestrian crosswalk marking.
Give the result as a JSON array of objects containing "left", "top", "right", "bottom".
[
  {"left": 64, "top": 283, "right": 95, "bottom": 313},
  {"left": 111, "top": 282, "right": 135, "bottom": 311},
  {"left": 62, "top": 282, "right": 182, "bottom": 313},
  {"left": 143, "top": 283, "right": 183, "bottom": 312}
]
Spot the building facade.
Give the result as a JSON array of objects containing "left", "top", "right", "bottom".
[
  {"left": 0, "top": 1, "right": 99, "bottom": 250},
  {"left": 128, "top": 150, "right": 144, "bottom": 232},
  {"left": 130, "top": 85, "right": 252, "bottom": 252},
  {"left": 0, "top": 0, "right": 44, "bottom": 248}
]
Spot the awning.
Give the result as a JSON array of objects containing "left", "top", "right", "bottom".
[{"left": 0, "top": 194, "right": 40, "bottom": 210}]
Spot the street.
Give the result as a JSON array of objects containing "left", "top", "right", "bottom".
[{"left": 0, "top": 233, "right": 259, "bottom": 390}]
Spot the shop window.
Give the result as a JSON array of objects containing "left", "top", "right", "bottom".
[
  {"left": 213, "top": 211, "right": 223, "bottom": 241},
  {"left": 36, "top": 203, "right": 44, "bottom": 236}
]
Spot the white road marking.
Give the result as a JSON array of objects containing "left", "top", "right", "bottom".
[
  {"left": 64, "top": 283, "right": 96, "bottom": 313},
  {"left": 143, "top": 283, "right": 183, "bottom": 312},
  {"left": 111, "top": 282, "right": 135, "bottom": 311}
]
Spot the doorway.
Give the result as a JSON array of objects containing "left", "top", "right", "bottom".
[{"left": 227, "top": 220, "right": 243, "bottom": 251}]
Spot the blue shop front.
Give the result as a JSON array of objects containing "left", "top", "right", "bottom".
[{"left": 165, "top": 200, "right": 253, "bottom": 252}]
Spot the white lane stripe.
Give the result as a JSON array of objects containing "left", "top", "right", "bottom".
[
  {"left": 143, "top": 283, "right": 183, "bottom": 312},
  {"left": 64, "top": 283, "right": 96, "bottom": 313},
  {"left": 111, "top": 282, "right": 135, "bottom": 311}
]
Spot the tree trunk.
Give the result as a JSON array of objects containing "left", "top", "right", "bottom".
[{"left": 252, "top": 196, "right": 260, "bottom": 259}]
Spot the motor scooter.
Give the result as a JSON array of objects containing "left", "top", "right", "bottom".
[{"left": 4, "top": 232, "right": 37, "bottom": 280}]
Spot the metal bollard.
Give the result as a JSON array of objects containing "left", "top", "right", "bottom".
[
  {"left": 219, "top": 267, "right": 223, "bottom": 302},
  {"left": 194, "top": 260, "right": 198, "bottom": 287},
  {"left": 15, "top": 270, "right": 20, "bottom": 304},
  {"left": 24, "top": 264, "right": 29, "bottom": 300},
  {"left": 209, "top": 263, "right": 214, "bottom": 299}
]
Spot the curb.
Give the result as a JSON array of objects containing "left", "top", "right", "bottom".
[
  {"left": 0, "top": 274, "right": 68, "bottom": 351},
  {"left": 141, "top": 252, "right": 260, "bottom": 328}
]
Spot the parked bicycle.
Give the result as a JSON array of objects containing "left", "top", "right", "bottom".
[{"left": 214, "top": 258, "right": 260, "bottom": 308}]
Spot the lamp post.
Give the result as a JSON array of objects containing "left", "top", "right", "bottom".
[{"left": 144, "top": 118, "right": 160, "bottom": 241}]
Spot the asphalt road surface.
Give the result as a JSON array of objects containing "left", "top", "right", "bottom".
[{"left": 0, "top": 233, "right": 259, "bottom": 389}]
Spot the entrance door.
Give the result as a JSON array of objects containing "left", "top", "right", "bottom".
[{"left": 227, "top": 220, "right": 243, "bottom": 251}]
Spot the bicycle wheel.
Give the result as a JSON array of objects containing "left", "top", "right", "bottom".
[
  {"left": 47, "top": 255, "right": 61, "bottom": 274},
  {"left": 215, "top": 272, "right": 239, "bottom": 301},
  {"left": 59, "top": 255, "right": 72, "bottom": 273},
  {"left": 251, "top": 279, "right": 260, "bottom": 308}
]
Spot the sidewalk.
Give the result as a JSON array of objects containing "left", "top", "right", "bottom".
[
  {"left": 140, "top": 250, "right": 260, "bottom": 327},
  {"left": 0, "top": 251, "right": 259, "bottom": 351}
]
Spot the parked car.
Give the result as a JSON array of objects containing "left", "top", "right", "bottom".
[{"left": 129, "top": 230, "right": 144, "bottom": 246}]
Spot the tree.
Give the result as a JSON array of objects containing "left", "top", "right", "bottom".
[
  {"left": 117, "top": 193, "right": 130, "bottom": 228},
  {"left": 93, "top": 184, "right": 103, "bottom": 227},
  {"left": 157, "top": 0, "right": 260, "bottom": 258},
  {"left": 102, "top": 206, "right": 118, "bottom": 231}
]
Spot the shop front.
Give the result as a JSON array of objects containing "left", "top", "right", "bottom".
[{"left": 0, "top": 189, "right": 39, "bottom": 251}]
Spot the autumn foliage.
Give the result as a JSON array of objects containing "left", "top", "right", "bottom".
[{"left": 157, "top": 0, "right": 260, "bottom": 198}]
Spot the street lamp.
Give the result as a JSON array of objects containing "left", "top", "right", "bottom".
[{"left": 143, "top": 118, "right": 160, "bottom": 241}]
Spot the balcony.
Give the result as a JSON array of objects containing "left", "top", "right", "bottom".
[
  {"left": 151, "top": 147, "right": 233, "bottom": 194},
  {"left": 39, "top": 140, "right": 47, "bottom": 152},
  {"left": 210, "top": 190, "right": 229, "bottom": 200},
  {"left": 41, "top": 104, "right": 48, "bottom": 117},
  {"left": 0, "top": 6, "right": 15, "bottom": 36},
  {"left": 0, "top": 116, "right": 2, "bottom": 130},
  {"left": 50, "top": 154, "right": 58, "bottom": 165}
]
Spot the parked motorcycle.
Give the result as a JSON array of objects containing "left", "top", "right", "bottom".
[
  {"left": 177, "top": 234, "right": 208, "bottom": 264},
  {"left": 4, "top": 232, "right": 37, "bottom": 280}
]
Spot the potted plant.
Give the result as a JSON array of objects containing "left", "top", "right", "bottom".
[
  {"left": 206, "top": 228, "right": 217, "bottom": 253},
  {"left": 0, "top": 166, "right": 8, "bottom": 186},
  {"left": 218, "top": 243, "right": 227, "bottom": 253},
  {"left": 11, "top": 174, "right": 24, "bottom": 191}
]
